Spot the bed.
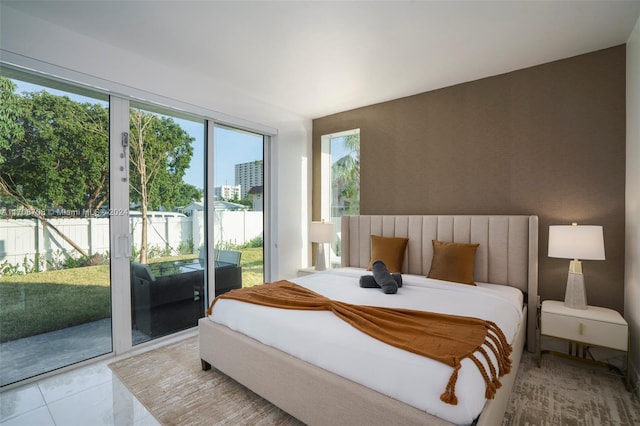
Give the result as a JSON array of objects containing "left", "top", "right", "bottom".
[{"left": 199, "top": 215, "right": 539, "bottom": 426}]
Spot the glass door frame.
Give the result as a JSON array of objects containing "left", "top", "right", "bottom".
[
  {"left": 0, "top": 66, "right": 117, "bottom": 385},
  {"left": 206, "top": 121, "right": 274, "bottom": 299},
  {"left": 110, "top": 96, "right": 134, "bottom": 355},
  {"left": 1, "top": 51, "right": 278, "bottom": 363}
]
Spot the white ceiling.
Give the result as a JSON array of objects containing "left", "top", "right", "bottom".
[{"left": 4, "top": 1, "right": 640, "bottom": 119}]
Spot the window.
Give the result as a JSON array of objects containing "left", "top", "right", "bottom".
[{"left": 320, "top": 129, "right": 360, "bottom": 267}]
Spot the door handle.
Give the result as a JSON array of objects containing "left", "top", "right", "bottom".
[
  {"left": 123, "top": 234, "right": 131, "bottom": 258},
  {"left": 115, "top": 234, "right": 132, "bottom": 259}
]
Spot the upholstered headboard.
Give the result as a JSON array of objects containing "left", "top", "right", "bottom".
[{"left": 341, "top": 215, "right": 539, "bottom": 351}]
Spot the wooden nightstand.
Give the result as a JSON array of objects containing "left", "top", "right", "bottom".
[{"left": 538, "top": 300, "right": 630, "bottom": 390}]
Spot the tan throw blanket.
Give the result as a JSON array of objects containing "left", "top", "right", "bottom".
[{"left": 207, "top": 280, "right": 512, "bottom": 405}]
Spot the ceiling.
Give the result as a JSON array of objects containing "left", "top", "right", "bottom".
[{"left": 4, "top": 1, "right": 640, "bottom": 119}]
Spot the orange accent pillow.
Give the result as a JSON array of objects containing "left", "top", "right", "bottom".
[
  {"left": 367, "top": 235, "right": 409, "bottom": 273},
  {"left": 427, "top": 240, "right": 479, "bottom": 285}
]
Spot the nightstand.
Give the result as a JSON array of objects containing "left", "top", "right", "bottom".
[{"left": 538, "top": 300, "right": 630, "bottom": 390}]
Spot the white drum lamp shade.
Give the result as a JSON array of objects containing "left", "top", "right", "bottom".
[
  {"left": 310, "top": 221, "right": 334, "bottom": 271},
  {"left": 548, "top": 223, "right": 605, "bottom": 309}
]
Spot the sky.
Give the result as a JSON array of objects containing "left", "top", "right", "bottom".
[
  {"left": 213, "top": 126, "right": 263, "bottom": 189},
  {"left": 330, "top": 136, "right": 353, "bottom": 163},
  {"left": 171, "top": 119, "right": 264, "bottom": 190}
]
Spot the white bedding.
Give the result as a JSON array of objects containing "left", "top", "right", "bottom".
[{"left": 207, "top": 267, "right": 524, "bottom": 426}]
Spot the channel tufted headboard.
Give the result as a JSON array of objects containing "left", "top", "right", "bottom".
[{"left": 341, "top": 215, "right": 539, "bottom": 351}]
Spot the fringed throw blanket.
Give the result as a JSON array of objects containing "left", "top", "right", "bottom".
[{"left": 207, "top": 280, "right": 512, "bottom": 405}]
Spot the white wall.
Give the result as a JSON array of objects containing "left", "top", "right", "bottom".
[
  {"left": 626, "top": 15, "right": 640, "bottom": 392},
  {"left": 0, "top": 5, "right": 311, "bottom": 280}
]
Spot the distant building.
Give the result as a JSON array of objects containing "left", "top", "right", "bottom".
[
  {"left": 178, "top": 200, "right": 203, "bottom": 216},
  {"left": 214, "top": 185, "right": 241, "bottom": 201},
  {"left": 248, "top": 185, "right": 263, "bottom": 211},
  {"left": 235, "top": 160, "right": 263, "bottom": 199}
]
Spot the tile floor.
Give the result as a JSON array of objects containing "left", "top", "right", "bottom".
[
  {"left": 0, "top": 359, "right": 159, "bottom": 426},
  {"left": 0, "top": 331, "right": 196, "bottom": 426}
]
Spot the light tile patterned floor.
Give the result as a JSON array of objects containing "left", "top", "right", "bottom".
[
  {"left": 1, "top": 330, "right": 194, "bottom": 426},
  {"left": 0, "top": 357, "right": 159, "bottom": 426}
]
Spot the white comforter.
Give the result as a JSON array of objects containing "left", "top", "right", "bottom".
[{"left": 208, "top": 267, "right": 523, "bottom": 425}]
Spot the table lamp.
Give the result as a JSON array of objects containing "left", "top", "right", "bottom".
[
  {"left": 548, "top": 223, "right": 605, "bottom": 310},
  {"left": 310, "top": 220, "right": 334, "bottom": 271}
]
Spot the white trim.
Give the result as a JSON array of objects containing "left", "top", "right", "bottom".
[
  {"left": 264, "top": 134, "right": 275, "bottom": 282},
  {"left": 322, "top": 128, "right": 360, "bottom": 139},
  {"left": 319, "top": 135, "right": 332, "bottom": 222},
  {"left": 109, "top": 96, "right": 133, "bottom": 355},
  {"left": 206, "top": 121, "right": 216, "bottom": 303}
]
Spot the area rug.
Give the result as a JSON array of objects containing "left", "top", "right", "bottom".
[
  {"left": 109, "top": 336, "right": 640, "bottom": 426},
  {"left": 503, "top": 349, "right": 640, "bottom": 426},
  {"left": 109, "top": 337, "right": 302, "bottom": 425}
]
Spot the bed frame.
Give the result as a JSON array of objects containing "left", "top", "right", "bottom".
[{"left": 199, "top": 215, "right": 539, "bottom": 425}]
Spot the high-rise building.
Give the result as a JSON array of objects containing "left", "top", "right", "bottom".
[{"left": 235, "top": 160, "right": 263, "bottom": 199}]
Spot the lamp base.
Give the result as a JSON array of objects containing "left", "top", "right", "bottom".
[
  {"left": 315, "top": 244, "right": 327, "bottom": 271},
  {"left": 564, "top": 272, "right": 587, "bottom": 310}
]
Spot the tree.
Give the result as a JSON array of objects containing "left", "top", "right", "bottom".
[
  {"left": 174, "top": 184, "right": 203, "bottom": 208},
  {"left": 129, "top": 108, "right": 195, "bottom": 263},
  {"left": 0, "top": 79, "right": 199, "bottom": 265},
  {"left": 332, "top": 133, "right": 360, "bottom": 215},
  {"left": 0, "top": 77, "right": 24, "bottom": 165},
  {"left": 0, "top": 88, "right": 109, "bottom": 213},
  {"left": 0, "top": 81, "right": 109, "bottom": 259}
]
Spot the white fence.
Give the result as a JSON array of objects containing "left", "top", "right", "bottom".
[{"left": 0, "top": 210, "right": 263, "bottom": 273}]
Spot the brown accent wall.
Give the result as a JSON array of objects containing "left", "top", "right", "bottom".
[{"left": 313, "top": 45, "right": 626, "bottom": 313}]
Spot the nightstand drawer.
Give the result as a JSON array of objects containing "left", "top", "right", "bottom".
[{"left": 541, "top": 312, "right": 627, "bottom": 351}]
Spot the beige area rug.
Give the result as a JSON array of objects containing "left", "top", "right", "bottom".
[
  {"left": 110, "top": 336, "right": 640, "bottom": 426},
  {"left": 109, "top": 337, "right": 303, "bottom": 426}
]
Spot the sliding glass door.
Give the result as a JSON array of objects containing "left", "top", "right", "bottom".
[
  {"left": 128, "top": 104, "right": 206, "bottom": 345},
  {"left": 212, "top": 125, "right": 265, "bottom": 293},
  {"left": 0, "top": 71, "right": 113, "bottom": 386},
  {"left": 0, "top": 62, "right": 273, "bottom": 386}
]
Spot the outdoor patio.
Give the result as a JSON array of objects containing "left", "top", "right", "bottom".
[{"left": 0, "top": 319, "right": 152, "bottom": 387}]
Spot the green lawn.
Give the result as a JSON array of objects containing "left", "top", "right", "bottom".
[
  {"left": 239, "top": 247, "right": 265, "bottom": 287},
  {"left": 0, "top": 266, "right": 111, "bottom": 343},
  {"left": 0, "top": 249, "right": 264, "bottom": 343}
]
